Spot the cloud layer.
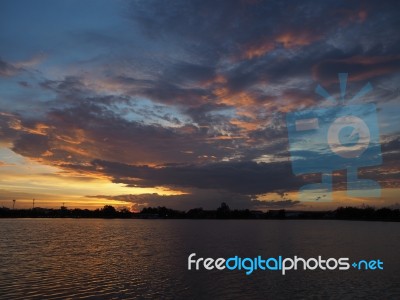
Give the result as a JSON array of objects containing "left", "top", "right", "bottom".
[{"left": 0, "top": 0, "right": 399, "bottom": 209}]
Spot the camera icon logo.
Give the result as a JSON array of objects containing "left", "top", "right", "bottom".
[{"left": 286, "top": 73, "right": 382, "bottom": 201}]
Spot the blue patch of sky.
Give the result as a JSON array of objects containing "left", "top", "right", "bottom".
[{"left": 109, "top": 97, "right": 191, "bottom": 128}]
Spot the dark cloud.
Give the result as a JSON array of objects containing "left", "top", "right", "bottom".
[
  {"left": 86, "top": 189, "right": 302, "bottom": 211},
  {"left": 162, "top": 62, "right": 216, "bottom": 85},
  {"left": 314, "top": 55, "right": 400, "bottom": 84},
  {"left": 70, "top": 159, "right": 304, "bottom": 195},
  {"left": 123, "top": 0, "right": 400, "bottom": 109},
  {"left": 4, "top": 100, "right": 399, "bottom": 198},
  {"left": 0, "top": 58, "right": 18, "bottom": 77},
  {"left": 0, "top": 55, "right": 45, "bottom": 78},
  {"left": 129, "top": 0, "right": 344, "bottom": 57},
  {"left": 250, "top": 199, "right": 302, "bottom": 209},
  {"left": 6, "top": 100, "right": 240, "bottom": 165},
  {"left": 18, "top": 81, "right": 30, "bottom": 88},
  {"left": 12, "top": 133, "right": 50, "bottom": 158},
  {"left": 140, "top": 80, "right": 209, "bottom": 106}
]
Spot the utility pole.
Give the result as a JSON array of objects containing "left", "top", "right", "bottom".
[
  {"left": 12, "top": 199, "right": 16, "bottom": 210},
  {"left": 32, "top": 198, "right": 35, "bottom": 209}
]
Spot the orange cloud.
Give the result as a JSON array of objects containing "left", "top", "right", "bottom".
[
  {"left": 199, "top": 74, "right": 228, "bottom": 89},
  {"left": 241, "top": 29, "right": 320, "bottom": 60},
  {"left": 275, "top": 31, "right": 318, "bottom": 49},
  {"left": 27, "top": 123, "right": 51, "bottom": 135},
  {"left": 230, "top": 118, "right": 259, "bottom": 131},
  {"left": 214, "top": 88, "right": 257, "bottom": 106},
  {"left": 55, "top": 128, "right": 87, "bottom": 145},
  {"left": 6, "top": 115, "right": 50, "bottom": 136},
  {"left": 0, "top": 161, "right": 14, "bottom": 167},
  {"left": 242, "top": 40, "right": 275, "bottom": 60}
]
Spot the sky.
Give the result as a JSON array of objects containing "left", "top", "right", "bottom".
[{"left": 0, "top": 0, "right": 399, "bottom": 211}]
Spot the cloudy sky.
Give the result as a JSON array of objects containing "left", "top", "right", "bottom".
[{"left": 0, "top": 0, "right": 399, "bottom": 211}]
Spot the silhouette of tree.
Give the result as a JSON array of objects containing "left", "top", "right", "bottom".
[
  {"left": 217, "top": 202, "right": 231, "bottom": 218},
  {"left": 101, "top": 205, "right": 117, "bottom": 218},
  {"left": 1, "top": 204, "right": 399, "bottom": 221},
  {"left": 187, "top": 208, "right": 205, "bottom": 218}
]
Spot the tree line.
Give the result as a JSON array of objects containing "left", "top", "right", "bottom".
[{"left": 0, "top": 202, "right": 399, "bottom": 221}]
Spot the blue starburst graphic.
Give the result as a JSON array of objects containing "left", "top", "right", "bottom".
[{"left": 286, "top": 73, "right": 382, "bottom": 201}]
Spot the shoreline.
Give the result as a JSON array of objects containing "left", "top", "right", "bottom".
[{"left": 1, "top": 217, "right": 399, "bottom": 222}]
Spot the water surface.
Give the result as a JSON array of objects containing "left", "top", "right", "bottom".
[{"left": 0, "top": 219, "right": 399, "bottom": 299}]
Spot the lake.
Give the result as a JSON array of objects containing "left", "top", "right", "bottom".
[{"left": 0, "top": 219, "right": 399, "bottom": 299}]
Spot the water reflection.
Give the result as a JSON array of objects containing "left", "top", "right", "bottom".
[{"left": 0, "top": 219, "right": 399, "bottom": 299}]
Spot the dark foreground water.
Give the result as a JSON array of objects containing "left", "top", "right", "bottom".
[{"left": 0, "top": 219, "right": 399, "bottom": 299}]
